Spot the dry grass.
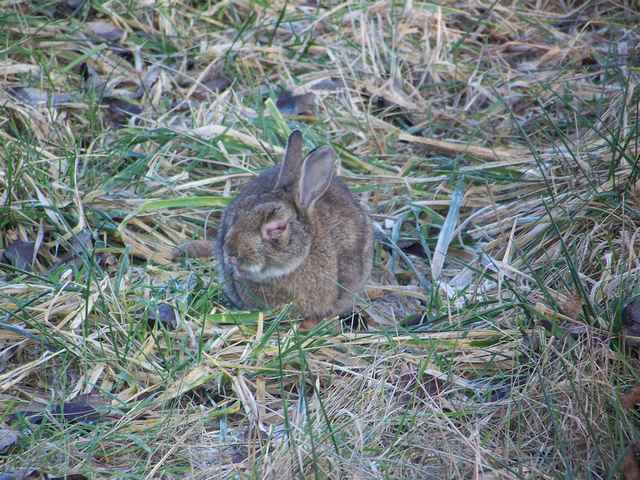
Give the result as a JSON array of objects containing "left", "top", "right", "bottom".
[{"left": 0, "top": 0, "right": 639, "bottom": 478}]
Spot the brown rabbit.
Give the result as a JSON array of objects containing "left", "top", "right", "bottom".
[{"left": 215, "top": 130, "right": 373, "bottom": 328}]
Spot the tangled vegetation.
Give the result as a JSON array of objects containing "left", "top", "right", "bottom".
[{"left": 0, "top": 1, "right": 639, "bottom": 478}]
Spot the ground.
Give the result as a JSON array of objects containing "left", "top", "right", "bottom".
[{"left": 0, "top": 1, "right": 639, "bottom": 479}]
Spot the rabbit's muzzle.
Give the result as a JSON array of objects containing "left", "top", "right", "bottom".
[
  {"left": 227, "top": 255, "right": 261, "bottom": 278},
  {"left": 224, "top": 237, "right": 264, "bottom": 279}
]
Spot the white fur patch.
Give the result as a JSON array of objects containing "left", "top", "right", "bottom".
[
  {"left": 260, "top": 262, "right": 301, "bottom": 279},
  {"left": 239, "top": 258, "right": 304, "bottom": 283}
]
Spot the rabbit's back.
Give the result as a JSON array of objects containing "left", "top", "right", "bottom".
[{"left": 313, "top": 178, "right": 373, "bottom": 311}]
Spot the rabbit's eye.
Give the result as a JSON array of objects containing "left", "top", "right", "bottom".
[{"left": 266, "top": 206, "right": 281, "bottom": 218}]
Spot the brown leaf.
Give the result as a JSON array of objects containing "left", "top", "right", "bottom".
[
  {"left": 0, "top": 427, "right": 18, "bottom": 454},
  {"left": 276, "top": 90, "right": 316, "bottom": 115},
  {"left": 103, "top": 97, "right": 142, "bottom": 126},
  {"left": 132, "top": 65, "right": 161, "bottom": 99},
  {"left": 69, "top": 229, "right": 93, "bottom": 257},
  {"left": 623, "top": 297, "right": 640, "bottom": 337},
  {"left": 46, "top": 229, "right": 94, "bottom": 272},
  {"left": 3, "top": 240, "right": 37, "bottom": 271},
  {"left": 96, "top": 252, "right": 118, "bottom": 271},
  {"left": 147, "top": 303, "right": 178, "bottom": 330},
  {"left": 392, "top": 363, "right": 444, "bottom": 405},
  {"left": 399, "top": 241, "right": 430, "bottom": 259},
  {"left": 80, "top": 62, "right": 107, "bottom": 92},
  {"left": 0, "top": 470, "right": 41, "bottom": 480},
  {"left": 621, "top": 386, "right": 640, "bottom": 409},
  {"left": 9, "top": 87, "right": 73, "bottom": 107},
  {"left": 0, "top": 471, "right": 87, "bottom": 480},
  {"left": 623, "top": 443, "right": 640, "bottom": 480},
  {"left": 86, "top": 21, "right": 124, "bottom": 42},
  {"left": 14, "top": 399, "right": 100, "bottom": 425},
  {"left": 309, "top": 78, "right": 345, "bottom": 91},
  {"left": 202, "top": 75, "right": 231, "bottom": 93}
]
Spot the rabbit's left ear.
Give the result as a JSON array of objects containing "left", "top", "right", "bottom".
[
  {"left": 296, "top": 146, "right": 335, "bottom": 211},
  {"left": 275, "top": 130, "right": 304, "bottom": 190}
]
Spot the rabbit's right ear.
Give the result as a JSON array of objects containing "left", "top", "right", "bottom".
[
  {"left": 274, "top": 130, "right": 304, "bottom": 190},
  {"left": 296, "top": 146, "right": 335, "bottom": 211}
]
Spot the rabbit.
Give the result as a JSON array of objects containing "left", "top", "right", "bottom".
[{"left": 215, "top": 130, "right": 373, "bottom": 328}]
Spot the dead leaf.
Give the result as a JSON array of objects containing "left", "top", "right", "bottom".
[
  {"left": 202, "top": 76, "right": 231, "bottom": 93},
  {"left": 0, "top": 427, "right": 18, "bottom": 454},
  {"left": 623, "top": 297, "right": 640, "bottom": 337},
  {"left": 0, "top": 470, "right": 41, "bottom": 480},
  {"left": 96, "top": 252, "right": 118, "bottom": 271},
  {"left": 102, "top": 97, "right": 142, "bottom": 126},
  {"left": 3, "top": 240, "right": 37, "bottom": 271},
  {"left": 0, "top": 471, "right": 86, "bottom": 480},
  {"left": 86, "top": 21, "right": 124, "bottom": 42},
  {"left": 69, "top": 229, "right": 93, "bottom": 257},
  {"left": 14, "top": 399, "right": 100, "bottom": 425},
  {"left": 45, "top": 229, "right": 94, "bottom": 273},
  {"left": 80, "top": 63, "right": 109, "bottom": 93},
  {"left": 276, "top": 90, "right": 316, "bottom": 115},
  {"left": 623, "top": 443, "right": 640, "bottom": 480},
  {"left": 9, "top": 88, "right": 73, "bottom": 107},
  {"left": 490, "top": 384, "right": 512, "bottom": 402},
  {"left": 392, "top": 363, "right": 444, "bottom": 405},
  {"left": 132, "top": 65, "right": 161, "bottom": 99},
  {"left": 309, "top": 78, "right": 345, "bottom": 91},
  {"left": 147, "top": 303, "right": 178, "bottom": 330},
  {"left": 621, "top": 386, "right": 640, "bottom": 409},
  {"left": 399, "top": 241, "right": 430, "bottom": 259}
]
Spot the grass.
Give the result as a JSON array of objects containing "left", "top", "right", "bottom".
[{"left": 0, "top": 0, "right": 639, "bottom": 478}]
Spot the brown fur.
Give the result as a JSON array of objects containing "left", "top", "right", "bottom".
[{"left": 215, "top": 131, "right": 373, "bottom": 326}]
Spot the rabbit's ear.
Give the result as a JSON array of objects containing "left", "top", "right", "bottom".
[
  {"left": 275, "top": 130, "right": 304, "bottom": 190},
  {"left": 297, "top": 146, "right": 335, "bottom": 211}
]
